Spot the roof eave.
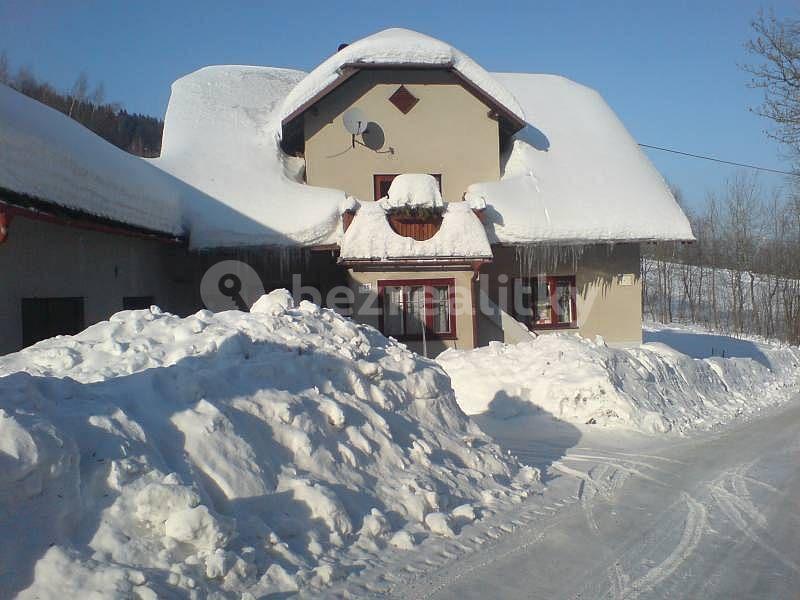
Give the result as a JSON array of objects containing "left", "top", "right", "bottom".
[
  {"left": 491, "top": 237, "right": 696, "bottom": 247},
  {"left": 339, "top": 256, "right": 493, "bottom": 267},
  {"left": 0, "top": 187, "right": 186, "bottom": 244},
  {"left": 281, "top": 62, "right": 525, "bottom": 135}
]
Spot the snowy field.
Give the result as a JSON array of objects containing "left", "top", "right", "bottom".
[{"left": 1, "top": 297, "right": 798, "bottom": 598}]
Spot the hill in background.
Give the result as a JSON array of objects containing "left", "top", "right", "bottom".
[{"left": 1, "top": 52, "right": 163, "bottom": 158}]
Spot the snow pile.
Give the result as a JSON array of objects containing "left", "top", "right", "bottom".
[
  {"left": 340, "top": 201, "right": 492, "bottom": 261},
  {"left": 154, "top": 66, "right": 346, "bottom": 248},
  {"left": 378, "top": 173, "right": 444, "bottom": 208},
  {"left": 0, "top": 291, "right": 536, "bottom": 598},
  {"left": 438, "top": 324, "right": 800, "bottom": 434},
  {"left": 279, "top": 28, "right": 524, "bottom": 125},
  {"left": 0, "top": 84, "right": 184, "bottom": 235},
  {"left": 465, "top": 73, "right": 694, "bottom": 244}
]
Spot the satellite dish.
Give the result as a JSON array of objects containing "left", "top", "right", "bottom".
[{"left": 343, "top": 108, "right": 369, "bottom": 136}]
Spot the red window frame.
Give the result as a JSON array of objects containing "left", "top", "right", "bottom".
[
  {"left": 515, "top": 276, "right": 578, "bottom": 329},
  {"left": 377, "top": 278, "right": 457, "bottom": 340},
  {"left": 373, "top": 174, "right": 442, "bottom": 201}
]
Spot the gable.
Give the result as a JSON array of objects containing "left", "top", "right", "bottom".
[
  {"left": 278, "top": 28, "right": 526, "bottom": 138},
  {"left": 301, "top": 69, "right": 502, "bottom": 202}
]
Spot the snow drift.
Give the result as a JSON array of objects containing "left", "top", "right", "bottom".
[
  {"left": 0, "top": 291, "right": 536, "bottom": 598},
  {"left": 438, "top": 325, "right": 800, "bottom": 434}
]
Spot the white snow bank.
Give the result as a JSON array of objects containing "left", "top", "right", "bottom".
[
  {"left": 438, "top": 324, "right": 800, "bottom": 434},
  {"left": 379, "top": 173, "right": 443, "bottom": 208},
  {"left": 154, "top": 66, "right": 346, "bottom": 248},
  {"left": 339, "top": 201, "right": 492, "bottom": 261},
  {"left": 0, "top": 84, "right": 183, "bottom": 235},
  {"left": 279, "top": 28, "right": 524, "bottom": 125},
  {"left": 0, "top": 291, "right": 537, "bottom": 598},
  {"left": 465, "top": 74, "right": 694, "bottom": 244}
]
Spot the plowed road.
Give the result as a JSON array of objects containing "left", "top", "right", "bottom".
[{"left": 388, "top": 402, "right": 800, "bottom": 599}]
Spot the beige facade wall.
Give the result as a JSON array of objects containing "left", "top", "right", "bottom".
[
  {"left": 0, "top": 215, "right": 199, "bottom": 355},
  {"left": 347, "top": 267, "right": 476, "bottom": 356},
  {"left": 303, "top": 69, "right": 500, "bottom": 202},
  {"left": 480, "top": 244, "right": 643, "bottom": 345}
]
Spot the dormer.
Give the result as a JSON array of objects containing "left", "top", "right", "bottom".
[{"left": 279, "top": 29, "right": 525, "bottom": 203}]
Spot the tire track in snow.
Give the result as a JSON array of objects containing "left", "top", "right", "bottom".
[
  {"left": 709, "top": 466, "right": 799, "bottom": 574},
  {"left": 607, "top": 560, "right": 629, "bottom": 600},
  {"left": 710, "top": 464, "right": 766, "bottom": 528},
  {"left": 552, "top": 458, "right": 637, "bottom": 534},
  {"left": 567, "top": 453, "right": 673, "bottom": 474},
  {"left": 560, "top": 455, "right": 667, "bottom": 487},
  {"left": 551, "top": 461, "right": 607, "bottom": 533},
  {"left": 617, "top": 492, "right": 708, "bottom": 599},
  {"left": 575, "top": 447, "right": 686, "bottom": 465}
]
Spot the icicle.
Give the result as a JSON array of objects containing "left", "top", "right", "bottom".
[{"left": 514, "top": 243, "right": 591, "bottom": 276}]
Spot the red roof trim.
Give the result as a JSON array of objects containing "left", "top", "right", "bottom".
[{"left": 0, "top": 193, "right": 186, "bottom": 245}]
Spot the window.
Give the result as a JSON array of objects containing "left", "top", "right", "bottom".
[
  {"left": 21, "top": 297, "right": 85, "bottom": 347},
  {"left": 378, "top": 278, "right": 456, "bottom": 339},
  {"left": 373, "top": 174, "right": 442, "bottom": 201},
  {"left": 123, "top": 296, "right": 155, "bottom": 310},
  {"left": 514, "top": 276, "right": 577, "bottom": 329}
]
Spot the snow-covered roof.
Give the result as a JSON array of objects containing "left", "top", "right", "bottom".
[
  {"left": 154, "top": 65, "right": 347, "bottom": 249},
  {"left": 339, "top": 201, "right": 492, "bottom": 262},
  {"left": 278, "top": 28, "right": 526, "bottom": 129},
  {"left": 465, "top": 74, "right": 694, "bottom": 244},
  {"left": 1, "top": 29, "right": 690, "bottom": 249},
  {"left": 0, "top": 83, "right": 184, "bottom": 235}
]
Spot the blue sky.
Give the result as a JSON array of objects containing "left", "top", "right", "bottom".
[{"left": 1, "top": 1, "right": 796, "bottom": 209}]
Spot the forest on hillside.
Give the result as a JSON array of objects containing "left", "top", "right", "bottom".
[
  {"left": 642, "top": 174, "right": 800, "bottom": 344},
  {"left": 0, "top": 52, "right": 163, "bottom": 157}
]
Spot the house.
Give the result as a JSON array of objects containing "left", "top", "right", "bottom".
[
  {"left": 270, "top": 28, "right": 692, "bottom": 353},
  {"left": 0, "top": 28, "right": 693, "bottom": 356}
]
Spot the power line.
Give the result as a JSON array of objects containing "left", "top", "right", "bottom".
[{"left": 638, "top": 143, "right": 798, "bottom": 176}]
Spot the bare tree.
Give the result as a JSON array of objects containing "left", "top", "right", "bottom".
[
  {"left": 744, "top": 10, "right": 800, "bottom": 167},
  {"left": 90, "top": 81, "right": 105, "bottom": 105},
  {"left": 69, "top": 71, "right": 89, "bottom": 117},
  {"left": 643, "top": 173, "right": 800, "bottom": 344},
  {"left": 0, "top": 51, "right": 9, "bottom": 84}
]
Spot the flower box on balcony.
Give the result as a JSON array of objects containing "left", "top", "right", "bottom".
[{"left": 387, "top": 213, "right": 444, "bottom": 241}]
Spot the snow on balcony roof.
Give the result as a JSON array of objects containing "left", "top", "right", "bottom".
[
  {"left": 278, "top": 28, "right": 526, "bottom": 128},
  {"left": 153, "top": 65, "right": 346, "bottom": 249},
  {"left": 379, "top": 173, "right": 444, "bottom": 209},
  {"left": 339, "top": 201, "right": 492, "bottom": 262},
  {"left": 465, "top": 73, "right": 695, "bottom": 244},
  {"left": 0, "top": 84, "right": 184, "bottom": 235}
]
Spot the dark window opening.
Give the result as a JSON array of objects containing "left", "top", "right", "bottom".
[
  {"left": 514, "top": 276, "right": 577, "bottom": 329},
  {"left": 378, "top": 278, "right": 456, "bottom": 340},
  {"left": 21, "top": 297, "right": 85, "bottom": 347},
  {"left": 123, "top": 296, "right": 155, "bottom": 311},
  {"left": 373, "top": 173, "right": 442, "bottom": 201}
]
